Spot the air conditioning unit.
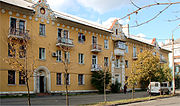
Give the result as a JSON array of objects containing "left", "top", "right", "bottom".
[{"left": 52, "top": 52, "right": 57, "bottom": 57}]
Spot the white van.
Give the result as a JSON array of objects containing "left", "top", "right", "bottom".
[{"left": 147, "top": 82, "right": 171, "bottom": 95}]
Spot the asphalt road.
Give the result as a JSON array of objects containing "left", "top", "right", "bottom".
[
  {"left": 0, "top": 91, "right": 149, "bottom": 105},
  {"left": 124, "top": 96, "right": 180, "bottom": 106}
]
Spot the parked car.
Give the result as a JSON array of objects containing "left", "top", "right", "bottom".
[{"left": 147, "top": 82, "right": 171, "bottom": 95}]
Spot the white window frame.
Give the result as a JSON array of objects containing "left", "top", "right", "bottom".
[
  {"left": 133, "top": 46, "right": 137, "bottom": 57},
  {"left": 64, "top": 52, "right": 70, "bottom": 63},
  {"left": 78, "top": 53, "right": 84, "bottom": 64},
  {"left": 39, "top": 23, "right": 46, "bottom": 36},
  {"left": 104, "top": 40, "right": 109, "bottom": 49},
  {"left": 56, "top": 50, "right": 62, "bottom": 62},
  {"left": 125, "top": 45, "right": 128, "bottom": 53},
  {"left": 57, "top": 73, "right": 62, "bottom": 85},
  {"left": 39, "top": 48, "right": 45, "bottom": 60},
  {"left": 64, "top": 73, "right": 70, "bottom": 85},
  {"left": 115, "top": 59, "right": 120, "bottom": 68},
  {"left": 104, "top": 57, "right": 109, "bottom": 67},
  {"left": 78, "top": 74, "right": 84, "bottom": 85}
]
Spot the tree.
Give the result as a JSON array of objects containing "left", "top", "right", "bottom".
[
  {"left": 110, "top": 80, "right": 121, "bottom": 93},
  {"left": 121, "top": 1, "right": 180, "bottom": 27},
  {"left": 91, "top": 70, "right": 111, "bottom": 93},
  {"left": 3, "top": 35, "right": 35, "bottom": 106}
]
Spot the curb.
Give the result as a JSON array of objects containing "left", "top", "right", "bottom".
[{"left": 112, "top": 94, "right": 179, "bottom": 106}]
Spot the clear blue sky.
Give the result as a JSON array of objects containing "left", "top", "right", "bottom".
[{"left": 43, "top": 0, "right": 180, "bottom": 42}]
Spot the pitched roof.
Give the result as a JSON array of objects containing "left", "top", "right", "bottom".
[{"left": 1, "top": 0, "right": 111, "bottom": 33}]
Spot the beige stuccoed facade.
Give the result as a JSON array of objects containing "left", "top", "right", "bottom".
[{"left": 0, "top": 0, "right": 170, "bottom": 94}]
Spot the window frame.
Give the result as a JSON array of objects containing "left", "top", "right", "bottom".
[
  {"left": 39, "top": 23, "right": 46, "bottom": 36},
  {"left": 133, "top": 46, "right": 137, "bottom": 57},
  {"left": 19, "top": 71, "right": 26, "bottom": 85},
  {"left": 78, "top": 33, "right": 85, "bottom": 43},
  {"left": 57, "top": 73, "right": 62, "bottom": 85},
  {"left": 39, "top": 48, "right": 45, "bottom": 60},
  {"left": 8, "top": 70, "right": 16, "bottom": 85},
  {"left": 104, "top": 39, "right": 109, "bottom": 49},
  {"left": 64, "top": 52, "right": 70, "bottom": 63},
  {"left": 125, "top": 45, "right": 128, "bottom": 53},
  {"left": 125, "top": 60, "right": 128, "bottom": 68},
  {"left": 104, "top": 57, "right": 109, "bottom": 67},
  {"left": 64, "top": 73, "right": 70, "bottom": 85},
  {"left": 78, "top": 53, "right": 84, "bottom": 64},
  {"left": 8, "top": 43, "right": 16, "bottom": 57},
  {"left": 56, "top": 50, "right": 62, "bottom": 62},
  {"left": 115, "top": 59, "right": 120, "bottom": 68},
  {"left": 78, "top": 74, "right": 84, "bottom": 85}
]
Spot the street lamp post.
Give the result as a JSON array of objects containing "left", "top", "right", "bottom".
[{"left": 172, "top": 24, "right": 180, "bottom": 95}]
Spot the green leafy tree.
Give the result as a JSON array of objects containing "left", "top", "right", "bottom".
[
  {"left": 91, "top": 70, "right": 111, "bottom": 93},
  {"left": 110, "top": 80, "right": 121, "bottom": 93}
]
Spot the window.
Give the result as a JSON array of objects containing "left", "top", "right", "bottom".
[
  {"left": 64, "top": 73, "right": 70, "bottom": 85},
  {"left": 78, "top": 53, "right": 84, "bottom": 64},
  {"left": 19, "top": 45, "right": 26, "bottom": 58},
  {"left": 8, "top": 43, "right": 15, "bottom": 57},
  {"left": 153, "top": 52, "right": 156, "bottom": 56},
  {"left": 19, "top": 71, "right": 25, "bottom": 85},
  {"left": 133, "top": 46, "right": 137, "bottom": 57},
  {"left": 8, "top": 70, "right": 15, "bottom": 84},
  {"left": 39, "top": 24, "right": 45, "bottom": 36},
  {"left": 56, "top": 50, "right": 62, "bottom": 62},
  {"left": 78, "top": 33, "right": 85, "bottom": 43},
  {"left": 64, "top": 52, "right": 70, "bottom": 63},
  {"left": 63, "top": 30, "right": 69, "bottom": 38},
  {"left": 39, "top": 48, "right": 45, "bottom": 60},
  {"left": 125, "top": 45, "right": 128, "bottom": 53},
  {"left": 115, "top": 59, "right": 120, "bottom": 68},
  {"left": 19, "top": 20, "right": 25, "bottom": 34},
  {"left": 125, "top": 60, "right": 128, "bottom": 68},
  {"left": 57, "top": 73, "right": 62, "bottom": 85},
  {"left": 58, "top": 28, "right": 62, "bottom": 39},
  {"left": 104, "top": 57, "right": 109, "bottom": 66},
  {"left": 78, "top": 74, "right": 84, "bottom": 85},
  {"left": 104, "top": 40, "right": 109, "bottom": 49},
  {"left": 116, "top": 29, "right": 118, "bottom": 35},
  {"left": 10, "top": 18, "right": 16, "bottom": 34},
  {"left": 92, "top": 36, "right": 97, "bottom": 44},
  {"left": 140, "top": 48, "right": 143, "bottom": 53}
]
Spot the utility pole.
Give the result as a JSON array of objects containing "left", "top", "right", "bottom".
[{"left": 172, "top": 33, "right": 175, "bottom": 95}]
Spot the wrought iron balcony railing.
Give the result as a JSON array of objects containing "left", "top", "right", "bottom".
[
  {"left": 91, "top": 64, "right": 102, "bottom": 71},
  {"left": 91, "top": 44, "right": 102, "bottom": 52},
  {"left": 8, "top": 27, "right": 30, "bottom": 39},
  {"left": 56, "top": 37, "right": 74, "bottom": 47}
]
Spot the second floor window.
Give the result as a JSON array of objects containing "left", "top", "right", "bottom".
[
  {"left": 115, "top": 59, "right": 120, "bottom": 68},
  {"left": 19, "top": 20, "right": 25, "bottom": 34},
  {"left": 64, "top": 52, "right": 70, "bottom": 63},
  {"left": 8, "top": 70, "right": 15, "bottom": 84},
  {"left": 140, "top": 48, "right": 143, "bottom": 53},
  {"left": 8, "top": 43, "right": 16, "bottom": 57},
  {"left": 57, "top": 73, "right": 62, "bottom": 85},
  {"left": 125, "top": 45, "right": 128, "bottom": 53},
  {"left": 104, "top": 40, "right": 109, "bottom": 49},
  {"left": 92, "top": 36, "right": 97, "bottom": 44},
  {"left": 56, "top": 50, "right": 62, "bottom": 62},
  {"left": 63, "top": 30, "right": 69, "bottom": 38},
  {"left": 39, "top": 24, "right": 45, "bottom": 36},
  {"left": 78, "top": 33, "right": 85, "bottom": 43},
  {"left": 78, "top": 53, "right": 84, "bottom": 64},
  {"left": 39, "top": 48, "right": 45, "bottom": 60},
  {"left": 133, "top": 46, "right": 137, "bottom": 57},
  {"left": 19, "top": 45, "right": 26, "bottom": 58},
  {"left": 104, "top": 57, "right": 109, "bottom": 66},
  {"left": 125, "top": 60, "right": 128, "bottom": 68}
]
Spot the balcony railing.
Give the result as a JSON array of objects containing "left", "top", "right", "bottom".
[
  {"left": 91, "top": 64, "right": 102, "bottom": 71},
  {"left": 160, "top": 56, "right": 167, "bottom": 63},
  {"left": 114, "top": 49, "right": 125, "bottom": 56},
  {"left": 56, "top": 37, "right": 74, "bottom": 47},
  {"left": 8, "top": 27, "right": 30, "bottom": 39},
  {"left": 114, "top": 41, "right": 126, "bottom": 49},
  {"left": 91, "top": 44, "right": 102, "bottom": 52}
]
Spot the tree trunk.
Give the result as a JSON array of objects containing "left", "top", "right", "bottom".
[
  {"left": 65, "top": 69, "right": 69, "bottom": 106},
  {"left": 26, "top": 76, "right": 31, "bottom": 106},
  {"left": 132, "top": 85, "right": 134, "bottom": 99},
  {"left": 104, "top": 70, "right": 106, "bottom": 102},
  {"left": 149, "top": 78, "right": 151, "bottom": 97}
]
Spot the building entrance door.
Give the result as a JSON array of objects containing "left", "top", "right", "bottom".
[{"left": 40, "top": 76, "right": 45, "bottom": 93}]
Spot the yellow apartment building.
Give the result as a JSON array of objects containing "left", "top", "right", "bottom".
[{"left": 0, "top": 0, "right": 170, "bottom": 94}]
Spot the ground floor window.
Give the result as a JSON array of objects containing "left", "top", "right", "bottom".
[
  {"left": 8, "top": 70, "right": 15, "bottom": 84},
  {"left": 64, "top": 73, "right": 70, "bottom": 85},
  {"left": 19, "top": 71, "right": 26, "bottom": 85},
  {"left": 57, "top": 73, "right": 62, "bottom": 85},
  {"left": 78, "top": 74, "right": 84, "bottom": 85}
]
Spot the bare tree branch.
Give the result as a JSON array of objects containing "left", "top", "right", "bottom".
[
  {"left": 120, "top": 2, "right": 180, "bottom": 20},
  {"left": 131, "top": 4, "right": 172, "bottom": 27},
  {"left": 168, "top": 17, "right": 180, "bottom": 22},
  {"left": 130, "top": 0, "right": 141, "bottom": 9}
]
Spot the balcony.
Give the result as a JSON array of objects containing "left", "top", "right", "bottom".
[
  {"left": 8, "top": 28, "right": 30, "bottom": 39},
  {"left": 91, "top": 64, "right": 102, "bottom": 72},
  {"left": 56, "top": 37, "right": 74, "bottom": 47},
  {"left": 160, "top": 56, "right": 167, "bottom": 63},
  {"left": 114, "top": 49, "right": 124, "bottom": 56},
  {"left": 91, "top": 44, "right": 102, "bottom": 53},
  {"left": 114, "top": 41, "right": 126, "bottom": 50}
]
